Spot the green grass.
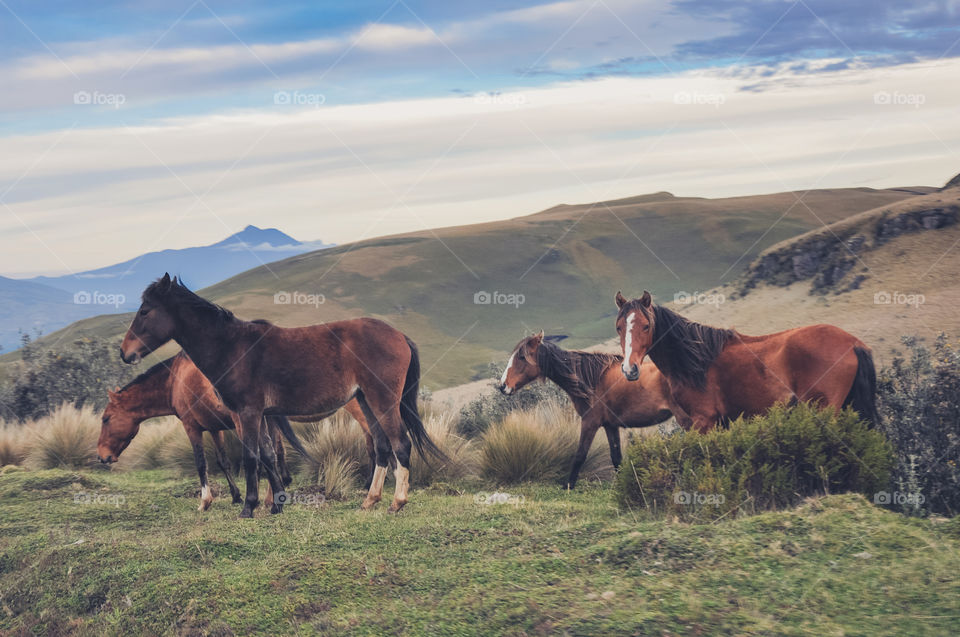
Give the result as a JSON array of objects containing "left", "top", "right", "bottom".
[{"left": 1, "top": 468, "right": 958, "bottom": 635}]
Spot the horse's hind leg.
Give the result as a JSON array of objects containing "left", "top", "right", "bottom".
[
  {"left": 257, "top": 418, "right": 289, "bottom": 514},
  {"left": 210, "top": 430, "right": 243, "bottom": 504},
  {"left": 567, "top": 417, "right": 601, "bottom": 490},
  {"left": 357, "top": 394, "right": 392, "bottom": 510},
  {"left": 602, "top": 423, "right": 623, "bottom": 471},
  {"left": 267, "top": 416, "right": 293, "bottom": 487},
  {"left": 231, "top": 407, "right": 265, "bottom": 518},
  {"left": 376, "top": 405, "right": 413, "bottom": 514}
]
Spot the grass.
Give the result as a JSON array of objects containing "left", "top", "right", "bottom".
[
  {"left": 0, "top": 467, "right": 958, "bottom": 635},
  {"left": 480, "top": 401, "right": 613, "bottom": 484},
  {"left": 23, "top": 403, "right": 101, "bottom": 470}
]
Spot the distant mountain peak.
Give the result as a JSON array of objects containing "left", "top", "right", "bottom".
[{"left": 214, "top": 225, "right": 301, "bottom": 248}]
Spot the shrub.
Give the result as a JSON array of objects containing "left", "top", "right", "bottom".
[
  {"left": 480, "top": 400, "right": 614, "bottom": 484},
  {"left": 409, "top": 410, "right": 478, "bottom": 485},
  {"left": 0, "top": 337, "right": 136, "bottom": 421},
  {"left": 24, "top": 403, "right": 102, "bottom": 470},
  {"left": 114, "top": 417, "right": 179, "bottom": 472},
  {"left": 295, "top": 411, "right": 369, "bottom": 495},
  {"left": 0, "top": 422, "right": 30, "bottom": 466},
  {"left": 615, "top": 403, "right": 893, "bottom": 522},
  {"left": 878, "top": 334, "right": 960, "bottom": 516},
  {"left": 457, "top": 363, "right": 569, "bottom": 437}
]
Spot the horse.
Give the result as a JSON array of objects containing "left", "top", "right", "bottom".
[
  {"left": 497, "top": 332, "right": 681, "bottom": 488},
  {"left": 97, "top": 352, "right": 376, "bottom": 510},
  {"left": 614, "top": 291, "right": 880, "bottom": 433},
  {"left": 120, "top": 274, "right": 444, "bottom": 517}
]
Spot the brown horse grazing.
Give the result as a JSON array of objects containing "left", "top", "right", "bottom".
[
  {"left": 120, "top": 274, "right": 444, "bottom": 517},
  {"left": 614, "top": 291, "right": 880, "bottom": 433},
  {"left": 97, "top": 352, "right": 374, "bottom": 510},
  {"left": 497, "top": 332, "right": 681, "bottom": 488}
]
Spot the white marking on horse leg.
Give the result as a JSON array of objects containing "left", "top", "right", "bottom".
[
  {"left": 361, "top": 465, "right": 388, "bottom": 510},
  {"left": 390, "top": 466, "right": 410, "bottom": 512},
  {"left": 199, "top": 485, "right": 213, "bottom": 512},
  {"left": 621, "top": 312, "right": 636, "bottom": 374}
]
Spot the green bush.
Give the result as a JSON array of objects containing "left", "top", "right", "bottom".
[
  {"left": 615, "top": 403, "right": 893, "bottom": 522},
  {"left": 878, "top": 334, "right": 960, "bottom": 516},
  {"left": 457, "top": 363, "right": 569, "bottom": 437},
  {"left": 0, "top": 336, "right": 135, "bottom": 422}
]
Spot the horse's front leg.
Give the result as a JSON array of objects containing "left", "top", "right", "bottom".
[
  {"left": 258, "top": 417, "right": 289, "bottom": 514},
  {"left": 185, "top": 425, "right": 214, "bottom": 512},
  {"left": 567, "top": 416, "right": 602, "bottom": 490},
  {"left": 210, "top": 429, "right": 243, "bottom": 504},
  {"left": 602, "top": 423, "right": 623, "bottom": 470},
  {"left": 231, "top": 407, "right": 265, "bottom": 518}
]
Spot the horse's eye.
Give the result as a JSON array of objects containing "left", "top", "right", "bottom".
[
  {"left": 139, "top": 308, "right": 150, "bottom": 317},
  {"left": 643, "top": 325, "right": 651, "bottom": 332}
]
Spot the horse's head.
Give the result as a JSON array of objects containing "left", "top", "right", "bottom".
[
  {"left": 120, "top": 273, "right": 177, "bottom": 364},
  {"left": 97, "top": 388, "right": 141, "bottom": 463},
  {"left": 615, "top": 290, "right": 653, "bottom": 381},
  {"left": 498, "top": 331, "right": 545, "bottom": 395}
]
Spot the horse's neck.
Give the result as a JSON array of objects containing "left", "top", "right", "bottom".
[
  {"left": 122, "top": 373, "right": 174, "bottom": 419},
  {"left": 172, "top": 309, "right": 234, "bottom": 380},
  {"left": 541, "top": 349, "right": 588, "bottom": 398}
]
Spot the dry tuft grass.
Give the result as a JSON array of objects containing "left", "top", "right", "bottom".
[
  {"left": 409, "top": 410, "right": 478, "bottom": 485},
  {"left": 296, "top": 411, "right": 369, "bottom": 497},
  {"left": 115, "top": 417, "right": 180, "bottom": 471},
  {"left": 24, "top": 403, "right": 101, "bottom": 470},
  {"left": 0, "top": 421, "right": 30, "bottom": 467},
  {"left": 480, "top": 400, "right": 613, "bottom": 484}
]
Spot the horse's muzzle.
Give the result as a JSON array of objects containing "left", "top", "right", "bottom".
[
  {"left": 119, "top": 348, "right": 140, "bottom": 364},
  {"left": 497, "top": 383, "right": 513, "bottom": 396},
  {"left": 622, "top": 364, "right": 640, "bottom": 381},
  {"left": 98, "top": 455, "right": 116, "bottom": 464}
]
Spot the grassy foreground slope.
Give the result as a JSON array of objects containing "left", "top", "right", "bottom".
[
  {"left": 1, "top": 468, "right": 958, "bottom": 636},
  {"left": 12, "top": 186, "right": 926, "bottom": 388}
]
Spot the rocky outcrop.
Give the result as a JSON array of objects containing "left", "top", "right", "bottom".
[{"left": 737, "top": 202, "right": 959, "bottom": 296}]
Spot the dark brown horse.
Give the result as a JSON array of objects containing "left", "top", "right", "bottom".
[
  {"left": 97, "top": 352, "right": 375, "bottom": 510},
  {"left": 498, "top": 332, "right": 681, "bottom": 488},
  {"left": 120, "top": 274, "right": 443, "bottom": 517},
  {"left": 614, "top": 291, "right": 879, "bottom": 432}
]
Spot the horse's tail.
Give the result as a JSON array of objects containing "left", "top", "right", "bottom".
[
  {"left": 401, "top": 336, "right": 448, "bottom": 463},
  {"left": 269, "top": 415, "right": 321, "bottom": 465},
  {"left": 843, "top": 346, "right": 880, "bottom": 427}
]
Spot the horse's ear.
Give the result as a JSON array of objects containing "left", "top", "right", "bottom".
[
  {"left": 526, "top": 330, "right": 544, "bottom": 353},
  {"left": 159, "top": 273, "right": 172, "bottom": 291},
  {"left": 615, "top": 290, "right": 627, "bottom": 309},
  {"left": 108, "top": 389, "right": 118, "bottom": 401},
  {"left": 640, "top": 291, "right": 652, "bottom": 307}
]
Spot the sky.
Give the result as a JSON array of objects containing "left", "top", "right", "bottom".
[{"left": 2, "top": 0, "right": 960, "bottom": 276}]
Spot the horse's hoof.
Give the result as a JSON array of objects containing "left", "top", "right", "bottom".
[
  {"left": 198, "top": 499, "right": 213, "bottom": 512},
  {"left": 360, "top": 499, "right": 379, "bottom": 511},
  {"left": 239, "top": 508, "right": 254, "bottom": 519},
  {"left": 387, "top": 502, "right": 406, "bottom": 514},
  {"left": 232, "top": 496, "right": 243, "bottom": 505},
  {"left": 270, "top": 504, "right": 283, "bottom": 514}
]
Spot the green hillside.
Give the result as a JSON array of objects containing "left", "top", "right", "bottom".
[{"left": 9, "top": 187, "right": 928, "bottom": 387}]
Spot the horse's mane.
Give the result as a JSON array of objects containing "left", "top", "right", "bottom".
[
  {"left": 536, "top": 340, "right": 620, "bottom": 400},
  {"left": 119, "top": 356, "right": 173, "bottom": 392},
  {"left": 143, "top": 277, "right": 236, "bottom": 324},
  {"left": 618, "top": 301, "right": 733, "bottom": 390}
]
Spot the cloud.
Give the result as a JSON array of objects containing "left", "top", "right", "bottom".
[{"left": 2, "top": 56, "right": 958, "bottom": 274}]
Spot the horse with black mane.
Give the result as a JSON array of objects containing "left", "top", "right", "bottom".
[
  {"left": 97, "top": 352, "right": 377, "bottom": 510},
  {"left": 119, "top": 274, "right": 445, "bottom": 517},
  {"left": 614, "top": 291, "right": 879, "bottom": 432},
  {"left": 498, "top": 331, "right": 681, "bottom": 488}
]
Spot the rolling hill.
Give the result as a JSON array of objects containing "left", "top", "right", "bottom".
[
  {"left": 651, "top": 181, "right": 960, "bottom": 367},
  {"left": 6, "top": 185, "right": 935, "bottom": 388}
]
